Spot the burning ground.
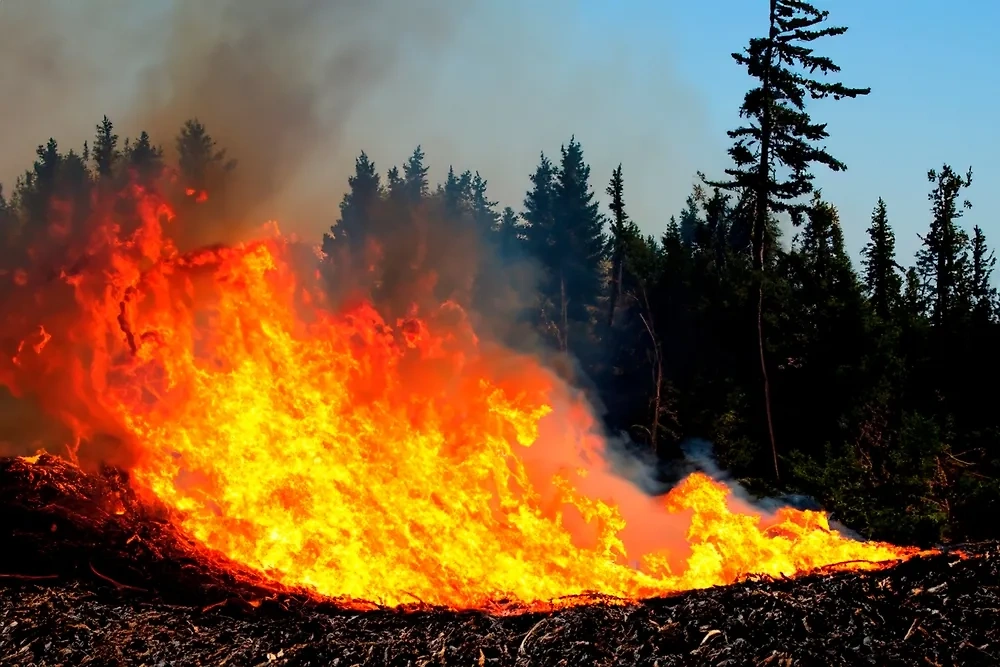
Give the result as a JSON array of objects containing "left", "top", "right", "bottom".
[
  {"left": 0, "top": 167, "right": 988, "bottom": 663},
  {"left": 0, "top": 455, "right": 997, "bottom": 666}
]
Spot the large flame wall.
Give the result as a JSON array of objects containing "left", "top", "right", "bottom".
[{"left": 0, "top": 187, "right": 916, "bottom": 608}]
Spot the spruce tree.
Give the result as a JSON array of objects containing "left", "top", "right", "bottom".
[
  {"left": 92, "top": 115, "right": 119, "bottom": 179},
  {"left": 386, "top": 166, "right": 406, "bottom": 203},
  {"left": 496, "top": 206, "right": 522, "bottom": 258},
  {"left": 324, "top": 152, "right": 381, "bottom": 254},
  {"left": 442, "top": 167, "right": 472, "bottom": 216},
  {"left": 523, "top": 153, "right": 556, "bottom": 258},
  {"left": 551, "top": 137, "right": 606, "bottom": 349},
  {"left": 785, "top": 196, "right": 866, "bottom": 460},
  {"left": 605, "top": 164, "right": 629, "bottom": 327},
  {"left": 703, "top": 0, "right": 870, "bottom": 480},
  {"left": 702, "top": 188, "right": 732, "bottom": 268},
  {"left": 902, "top": 266, "right": 924, "bottom": 322},
  {"left": 970, "top": 225, "right": 998, "bottom": 324},
  {"left": 126, "top": 131, "right": 164, "bottom": 184},
  {"left": 861, "top": 198, "right": 903, "bottom": 320},
  {"left": 176, "top": 119, "right": 234, "bottom": 190},
  {"left": 678, "top": 190, "right": 704, "bottom": 249},
  {"left": 522, "top": 154, "right": 559, "bottom": 335},
  {"left": 469, "top": 172, "right": 498, "bottom": 234},
  {"left": 915, "top": 165, "right": 973, "bottom": 327},
  {"left": 522, "top": 141, "right": 605, "bottom": 352},
  {"left": 403, "top": 146, "right": 429, "bottom": 203}
]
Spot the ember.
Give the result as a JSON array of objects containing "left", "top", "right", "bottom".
[{"left": 0, "top": 185, "right": 919, "bottom": 609}]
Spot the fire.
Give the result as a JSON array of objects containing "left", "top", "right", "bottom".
[{"left": 0, "top": 185, "right": 918, "bottom": 609}]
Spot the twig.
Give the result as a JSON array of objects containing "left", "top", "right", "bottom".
[
  {"left": 0, "top": 572, "right": 59, "bottom": 581},
  {"left": 812, "top": 558, "right": 903, "bottom": 572},
  {"left": 89, "top": 562, "right": 148, "bottom": 592},
  {"left": 519, "top": 618, "right": 550, "bottom": 656}
]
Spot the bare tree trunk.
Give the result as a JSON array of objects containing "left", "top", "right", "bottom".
[
  {"left": 607, "top": 254, "right": 623, "bottom": 329},
  {"left": 638, "top": 284, "right": 663, "bottom": 455},
  {"left": 559, "top": 273, "right": 569, "bottom": 352},
  {"left": 757, "top": 267, "right": 779, "bottom": 481},
  {"left": 752, "top": 0, "right": 781, "bottom": 482}
]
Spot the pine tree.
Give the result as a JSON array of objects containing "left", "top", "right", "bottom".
[
  {"left": 605, "top": 164, "right": 629, "bottom": 327},
  {"left": 92, "top": 116, "right": 119, "bottom": 179},
  {"left": 703, "top": 0, "right": 870, "bottom": 480},
  {"left": 970, "top": 225, "right": 998, "bottom": 324},
  {"left": 860, "top": 198, "right": 903, "bottom": 320},
  {"left": 915, "top": 165, "right": 973, "bottom": 327}
]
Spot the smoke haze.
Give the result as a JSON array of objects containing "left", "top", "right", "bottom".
[{"left": 0, "top": 0, "right": 716, "bottom": 240}]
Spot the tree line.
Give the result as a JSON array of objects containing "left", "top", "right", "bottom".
[{"left": 1, "top": 1, "right": 997, "bottom": 546}]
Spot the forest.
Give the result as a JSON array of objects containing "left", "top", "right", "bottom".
[{"left": 1, "top": 1, "right": 997, "bottom": 548}]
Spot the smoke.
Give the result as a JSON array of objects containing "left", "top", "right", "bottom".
[
  {"left": 0, "top": 1, "right": 717, "bottom": 237},
  {"left": 1, "top": 0, "right": 474, "bottom": 235},
  {"left": 0, "top": 1, "right": 734, "bottom": 516}
]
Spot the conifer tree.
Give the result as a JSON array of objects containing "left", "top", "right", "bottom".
[
  {"left": 92, "top": 116, "right": 119, "bottom": 179},
  {"left": 403, "top": 146, "right": 429, "bottom": 203},
  {"left": 915, "top": 165, "right": 973, "bottom": 327},
  {"left": 176, "top": 119, "right": 234, "bottom": 190},
  {"left": 386, "top": 166, "right": 406, "bottom": 203},
  {"left": 902, "top": 266, "right": 924, "bottom": 322},
  {"left": 522, "top": 140, "right": 605, "bottom": 351},
  {"left": 702, "top": 188, "right": 732, "bottom": 268},
  {"left": 442, "top": 167, "right": 472, "bottom": 216},
  {"left": 970, "top": 225, "right": 998, "bottom": 324},
  {"left": 469, "top": 172, "right": 498, "bottom": 234},
  {"left": 126, "top": 131, "right": 164, "bottom": 184},
  {"left": 605, "top": 164, "right": 629, "bottom": 327},
  {"left": 324, "top": 152, "right": 381, "bottom": 253},
  {"left": 861, "top": 198, "right": 903, "bottom": 320},
  {"left": 550, "top": 137, "right": 606, "bottom": 349},
  {"left": 523, "top": 153, "right": 556, "bottom": 258},
  {"left": 703, "top": 0, "right": 870, "bottom": 480},
  {"left": 678, "top": 190, "right": 704, "bottom": 249},
  {"left": 496, "top": 206, "right": 522, "bottom": 257}
]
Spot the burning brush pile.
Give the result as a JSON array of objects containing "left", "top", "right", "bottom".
[{"left": 0, "top": 183, "right": 996, "bottom": 665}]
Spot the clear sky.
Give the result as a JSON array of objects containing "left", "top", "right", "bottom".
[
  {"left": 643, "top": 0, "right": 999, "bottom": 262},
  {"left": 1, "top": 0, "right": 996, "bottom": 267}
]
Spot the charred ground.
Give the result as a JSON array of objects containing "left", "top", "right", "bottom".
[{"left": 1, "top": 455, "right": 997, "bottom": 666}]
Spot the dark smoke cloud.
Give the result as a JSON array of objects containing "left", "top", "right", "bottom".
[
  {"left": 1, "top": 0, "right": 476, "bottom": 232},
  {"left": 128, "top": 0, "right": 473, "bottom": 232}
]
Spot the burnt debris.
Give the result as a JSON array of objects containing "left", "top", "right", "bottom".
[{"left": 0, "top": 455, "right": 997, "bottom": 666}]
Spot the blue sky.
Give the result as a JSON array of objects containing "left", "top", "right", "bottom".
[
  {"left": 576, "top": 0, "right": 998, "bottom": 262},
  {"left": 2, "top": 0, "right": 996, "bottom": 268}
]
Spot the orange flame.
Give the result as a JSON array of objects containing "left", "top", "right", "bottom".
[
  {"left": 184, "top": 188, "right": 209, "bottom": 203},
  {"left": 0, "top": 186, "right": 918, "bottom": 609}
]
